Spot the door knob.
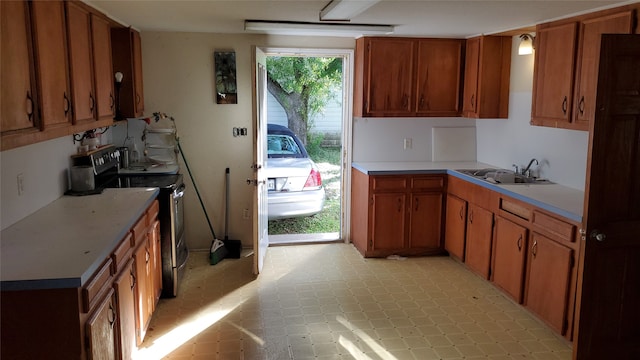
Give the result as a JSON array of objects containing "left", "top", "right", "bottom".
[{"left": 590, "top": 230, "right": 606, "bottom": 242}]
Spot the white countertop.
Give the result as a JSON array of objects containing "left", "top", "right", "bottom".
[
  {"left": 1, "top": 188, "right": 159, "bottom": 291},
  {"left": 352, "top": 161, "right": 584, "bottom": 223}
]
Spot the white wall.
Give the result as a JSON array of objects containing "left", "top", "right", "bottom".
[
  {"left": 140, "top": 32, "right": 355, "bottom": 250},
  {"left": 475, "top": 36, "right": 589, "bottom": 190}
]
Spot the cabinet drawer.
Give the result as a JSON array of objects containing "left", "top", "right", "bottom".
[
  {"left": 131, "top": 215, "right": 147, "bottom": 247},
  {"left": 532, "top": 210, "right": 576, "bottom": 242},
  {"left": 372, "top": 176, "right": 407, "bottom": 191},
  {"left": 411, "top": 176, "right": 444, "bottom": 190},
  {"left": 83, "top": 258, "right": 113, "bottom": 313},
  {"left": 499, "top": 198, "right": 531, "bottom": 221},
  {"left": 147, "top": 199, "right": 159, "bottom": 225},
  {"left": 111, "top": 233, "right": 133, "bottom": 274}
]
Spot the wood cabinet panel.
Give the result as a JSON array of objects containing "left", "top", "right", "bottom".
[
  {"left": 532, "top": 22, "right": 578, "bottom": 127},
  {"left": 114, "top": 258, "right": 137, "bottom": 360},
  {"left": 573, "top": 11, "right": 633, "bottom": 130},
  {"left": 462, "top": 37, "right": 480, "bottom": 116},
  {"left": 492, "top": 217, "right": 528, "bottom": 302},
  {"left": 371, "top": 192, "right": 407, "bottom": 251},
  {"left": 91, "top": 13, "right": 115, "bottom": 121},
  {"left": 66, "top": 1, "right": 95, "bottom": 124},
  {"left": 31, "top": 0, "right": 72, "bottom": 131},
  {"left": 134, "top": 238, "right": 152, "bottom": 345},
  {"left": 409, "top": 193, "right": 443, "bottom": 249},
  {"left": 1, "top": 0, "right": 38, "bottom": 135},
  {"left": 464, "top": 203, "right": 494, "bottom": 279},
  {"left": 112, "top": 27, "right": 145, "bottom": 118},
  {"left": 415, "top": 39, "right": 463, "bottom": 116},
  {"left": 525, "top": 233, "right": 574, "bottom": 335},
  {"left": 132, "top": 29, "right": 144, "bottom": 115},
  {"left": 86, "top": 288, "right": 118, "bottom": 360},
  {"left": 444, "top": 194, "right": 467, "bottom": 260}
]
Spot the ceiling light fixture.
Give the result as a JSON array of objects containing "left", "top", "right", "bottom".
[
  {"left": 244, "top": 20, "right": 394, "bottom": 37},
  {"left": 518, "top": 34, "right": 535, "bottom": 55},
  {"left": 319, "top": 0, "right": 381, "bottom": 21}
]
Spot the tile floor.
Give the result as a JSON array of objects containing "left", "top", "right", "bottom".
[{"left": 137, "top": 243, "right": 572, "bottom": 360}]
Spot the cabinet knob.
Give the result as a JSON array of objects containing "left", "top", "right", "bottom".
[
  {"left": 590, "top": 230, "right": 606, "bottom": 242},
  {"left": 561, "top": 96, "right": 568, "bottom": 115}
]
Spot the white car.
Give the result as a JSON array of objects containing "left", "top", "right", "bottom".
[{"left": 266, "top": 124, "right": 325, "bottom": 219}]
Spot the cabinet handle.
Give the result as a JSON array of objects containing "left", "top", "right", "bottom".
[
  {"left": 414, "top": 197, "right": 419, "bottom": 211},
  {"left": 26, "top": 91, "right": 34, "bottom": 122},
  {"left": 578, "top": 96, "right": 585, "bottom": 115},
  {"left": 459, "top": 206, "right": 464, "bottom": 220},
  {"left": 136, "top": 93, "right": 141, "bottom": 105},
  {"left": 469, "top": 210, "right": 473, "bottom": 224},
  {"left": 130, "top": 268, "right": 136, "bottom": 290},
  {"left": 532, "top": 240, "right": 538, "bottom": 258},
  {"left": 402, "top": 94, "right": 408, "bottom": 109},
  {"left": 517, "top": 234, "right": 523, "bottom": 251},
  {"left": 108, "top": 301, "right": 117, "bottom": 328},
  {"left": 470, "top": 94, "right": 475, "bottom": 108},
  {"left": 146, "top": 249, "right": 150, "bottom": 263},
  {"left": 397, "top": 197, "right": 402, "bottom": 212},
  {"left": 63, "top": 92, "right": 70, "bottom": 117},
  {"left": 420, "top": 95, "right": 425, "bottom": 109},
  {"left": 109, "top": 92, "right": 115, "bottom": 109},
  {"left": 562, "top": 96, "right": 568, "bottom": 115},
  {"left": 89, "top": 92, "right": 95, "bottom": 112}
]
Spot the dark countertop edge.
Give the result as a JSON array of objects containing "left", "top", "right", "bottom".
[
  {"left": 352, "top": 165, "right": 582, "bottom": 223},
  {"left": 0, "top": 188, "right": 160, "bottom": 291}
]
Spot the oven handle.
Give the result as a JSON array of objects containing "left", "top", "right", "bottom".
[{"left": 174, "top": 184, "right": 186, "bottom": 199}]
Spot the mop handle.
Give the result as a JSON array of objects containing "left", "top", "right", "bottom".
[
  {"left": 177, "top": 142, "right": 217, "bottom": 239},
  {"left": 225, "top": 167, "right": 230, "bottom": 239}
]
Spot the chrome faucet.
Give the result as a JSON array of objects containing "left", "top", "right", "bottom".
[{"left": 522, "top": 158, "right": 539, "bottom": 177}]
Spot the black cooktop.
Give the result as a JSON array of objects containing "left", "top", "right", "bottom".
[{"left": 103, "top": 174, "right": 183, "bottom": 190}]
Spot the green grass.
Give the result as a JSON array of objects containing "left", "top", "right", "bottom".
[{"left": 268, "top": 145, "right": 341, "bottom": 235}]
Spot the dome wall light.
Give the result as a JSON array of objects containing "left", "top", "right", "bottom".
[{"left": 518, "top": 34, "right": 535, "bottom": 55}]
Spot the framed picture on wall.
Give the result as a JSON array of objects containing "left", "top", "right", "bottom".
[{"left": 214, "top": 51, "right": 238, "bottom": 104}]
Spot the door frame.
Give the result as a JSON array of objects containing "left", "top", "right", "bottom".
[{"left": 261, "top": 47, "right": 355, "bottom": 243}]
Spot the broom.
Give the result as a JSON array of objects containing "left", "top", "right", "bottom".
[{"left": 223, "top": 167, "right": 242, "bottom": 258}]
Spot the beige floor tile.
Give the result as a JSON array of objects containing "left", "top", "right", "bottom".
[{"left": 140, "top": 244, "right": 572, "bottom": 359}]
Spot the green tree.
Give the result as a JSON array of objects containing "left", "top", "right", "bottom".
[{"left": 266, "top": 56, "right": 342, "bottom": 145}]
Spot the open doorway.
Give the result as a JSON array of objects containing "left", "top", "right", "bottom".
[{"left": 263, "top": 48, "right": 353, "bottom": 245}]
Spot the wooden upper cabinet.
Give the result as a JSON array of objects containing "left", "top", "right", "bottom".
[
  {"left": 531, "top": 22, "right": 578, "bottom": 128},
  {"left": 112, "top": 27, "right": 145, "bottom": 118},
  {"left": 31, "top": 0, "right": 72, "bottom": 132},
  {"left": 354, "top": 37, "right": 464, "bottom": 117},
  {"left": 415, "top": 39, "right": 463, "bottom": 116},
  {"left": 532, "top": 7, "right": 635, "bottom": 130},
  {"left": 572, "top": 11, "right": 633, "bottom": 130},
  {"left": 1, "top": 0, "right": 38, "bottom": 136},
  {"left": 91, "top": 13, "right": 115, "bottom": 121},
  {"left": 462, "top": 36, "right": 512, "bottom": 119},
  {"left": 66, "top": 1, "right": 95, "bottom": 125}
]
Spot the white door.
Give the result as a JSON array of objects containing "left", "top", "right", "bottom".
[{"left": 252, "top": 46, "right": 269, "bottom": 274}]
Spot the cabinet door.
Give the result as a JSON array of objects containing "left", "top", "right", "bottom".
[
  {"left": 114, "top": 259, "right": 136, "bottom": 360},
  {"left": 149, "top": 220, "right": 162, "bottom": 304},
  {"left": 573, "top": 11, "right": 633, "bottom": 130},
  {"left": 1, "top": 0, "right": 38, "bottom": 134},
  {"left": 444, "top": 194, "right": 467, "bottom": 260},
  {"left": 66, "top": 1, "right": 95, "bottom": 125},
  {"left": 464, "top": 204, "right": 493, "bottom": 279},
  {"left": 492, "top": 217, "right": 528, "bottom": 303},
  {"left": 531, "top": 22, "right": 578, "bottom": 127},
  {"left": 31, "top": 0, "right": 72, "bottom": 130},
  {"left": 132, "top": 30, "right": 145, "bottom": 116},
  {"left": 525, "top": 233, "right": 573, "bottom": 335},
  {"left": 86, "top": 289, "right": 118, "bottom": 360},
  {"left": 365, "top": 38, "right": 415, "bottom": 116},
  {"left": 415, "top": 39, "right": 462, "bottom": 116},
  {"left": 409, "top": 192, "right": 443, "bottom": 249},
  {"left": 133, "top": 241, "right": 152, "bottom": 345},
  {"left": 371, "top": 192, "right": 406, "bottom": 251},
  {"left": 462, "top": 37, "right": 480, "bottom": 116},
  {"left": 91, "top": 14, "right": 115, "bottom": 121}
]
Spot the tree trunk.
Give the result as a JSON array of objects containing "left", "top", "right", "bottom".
[{"left": 267, "top": 77, "right": 308, "bottom": 145}]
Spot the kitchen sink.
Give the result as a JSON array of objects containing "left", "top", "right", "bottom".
[{"left": 456, "top": 169, "right": 553, "bottom": 185}]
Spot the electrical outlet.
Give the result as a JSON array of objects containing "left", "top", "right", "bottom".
[
  {"left": 403, "top": 138, "right": 412, "bottom": 150},
  {"left": 17, "top": 173, "right": 24, "bottom": 196},
  {"left": 242, "top": 208, "right": 250, "bottom": 219}
]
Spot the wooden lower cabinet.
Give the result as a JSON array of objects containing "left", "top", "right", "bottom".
[
  {"left": 444, "top": 194, "right": 467, "bottom": 260},
  {"left": 464, "top": 203, "right": 494, "bottom": 279},
  {"left": 491, "top": 216, "right": 528, "bottom": 302},
  {"left": 86, "top": 289, "right": 118, "bottom": 360},
  {"left": 351, "top": 169, "right": 445, "bottom": 257},
  {"left": 525, "top": 232, "right": 574, "bottom": 335},
  {"left": 114, "top": 258, "right": 137, "bottom": 360}
]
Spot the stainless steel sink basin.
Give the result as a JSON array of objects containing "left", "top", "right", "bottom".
[{"left": 456, "top": 169, "right": 553, "bottom": 185}]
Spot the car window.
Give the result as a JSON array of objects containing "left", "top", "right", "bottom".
[{"left": 267, "top": 134, "right": 302, "bottom": 157}]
